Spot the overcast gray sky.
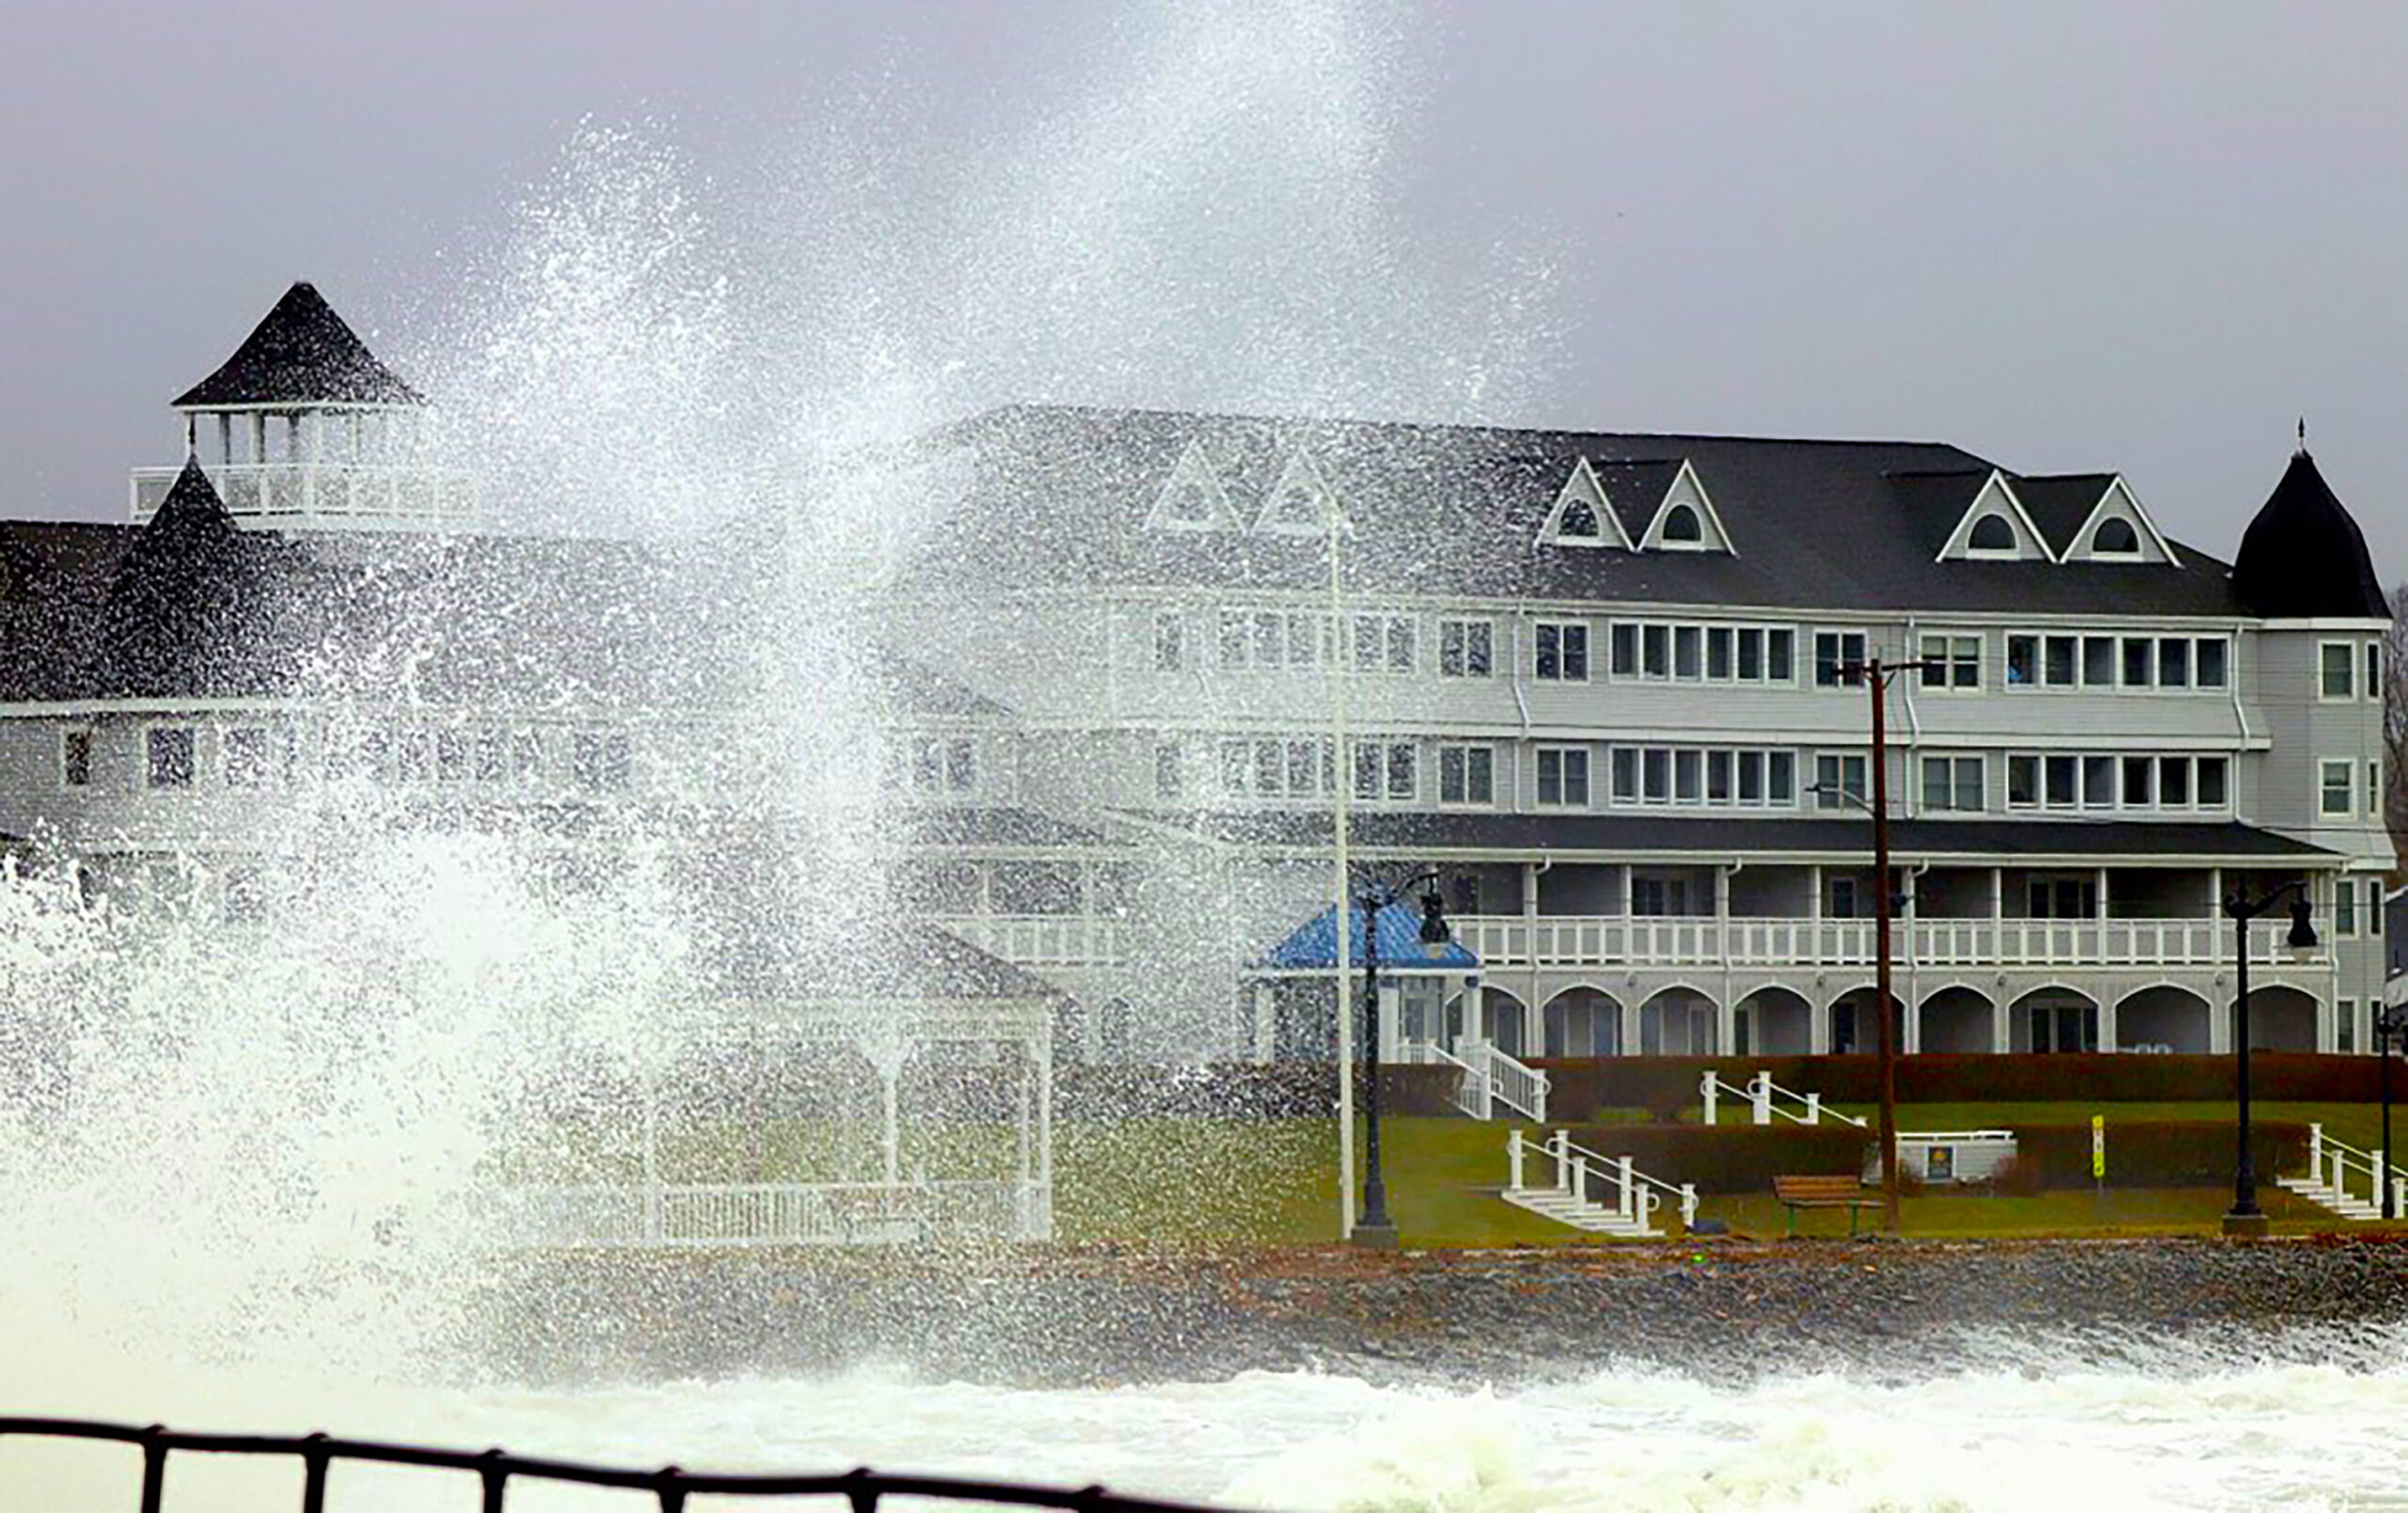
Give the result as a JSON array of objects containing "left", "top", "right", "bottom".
[{"left": 3, "top": 1, "right": 2400, "bottom": 575}]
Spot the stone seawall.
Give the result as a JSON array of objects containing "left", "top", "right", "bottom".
[{"left": 477, "top": 1236, "right": 2408, "bottom": 1387}]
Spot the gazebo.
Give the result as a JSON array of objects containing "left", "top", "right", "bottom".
[{"left": 1245, "top": 900, "right": 1481, "bottom": 1063}]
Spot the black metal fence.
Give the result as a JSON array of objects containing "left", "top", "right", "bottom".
[{"left": 0, "top": 1416, "right": 1233, "bottom": 1513}]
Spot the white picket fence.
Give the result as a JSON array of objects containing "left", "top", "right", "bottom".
[
  {"left": 1501, "top": 1128, "right": 1696, "bottom": 1237},
  {"left": 1399, "top": 1036, "right": 1549, "bottom": 1122},
  {"left": 1700, "top": 1069, "right": 1870, "bottom": 1129}
]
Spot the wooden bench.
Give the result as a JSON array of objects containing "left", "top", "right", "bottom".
[{"left": 1773, "top": 1174, "right": 1879, "bottom": 1236}]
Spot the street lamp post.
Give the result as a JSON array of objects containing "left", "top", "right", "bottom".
[
  {"left": 2221, "top": 879, "right": 2318, "bottom": 1237},
  {"left": 2377, "top": 1001, "right": 2408, "bottom": 1220},
  {"left": 1354, "top": 872, "right": 1451, "bottom": 1249}
]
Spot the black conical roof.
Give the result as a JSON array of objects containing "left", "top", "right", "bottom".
[
  {"left": 2231, "top": 449, "right": 2389, "bottom": 620},
  {"left": 92, "top": 459, "right": 297, "bottom": 697},
  {"left": 172, "top": 281, "right": 424, "bottom": 408}
]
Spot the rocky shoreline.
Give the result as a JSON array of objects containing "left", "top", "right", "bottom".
[{"left": 482, "top": 1234, "right": 2408, "bottom": 1388}]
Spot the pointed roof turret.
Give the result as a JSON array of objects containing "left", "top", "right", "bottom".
[
  {"left": 2232, "top": 445, "right": 2389, "bottom": 619},
  {"left": 92, "top": 457, "right": 295, "bottom": 696},
  {"left": 172, "top": 281, "right": 424, "bottom": 408}
]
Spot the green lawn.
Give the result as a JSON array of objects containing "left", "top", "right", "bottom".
[{"left": 501, "top": 1102, "right": 2408, "bottom": 1247}]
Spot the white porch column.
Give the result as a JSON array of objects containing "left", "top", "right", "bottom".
[
  {"left": 1810, "top": 988, "right": 1832, "bottom": 1055},
  {"left": 1465, "top": 977, "right": 1486, "bottom": 1047},
  {"left": 1016, "top": 1053, "right": 1034, "bottom": 1180},
  {"left": 1621, "top": 995, "right": 1643, "bottom": 1057},
  {"left": 1991, "top": 994, "right": 2010, "bottom": 1054},
  {"left": 2099, "top": 989, "right": 2119, "bottom": 1054},
  {"left": 1377, "top": 978, "right": 1402, "bottom": 1062},
  {"left": 1036, "top": 1029, "right": 1054, "bottom": 1190},
  {"left": 2210, "top": 977, "right": 2233, "bottom": 1055},
  {"left": 1252, "top": 982, "right": 1276, "bottom": 1064}
]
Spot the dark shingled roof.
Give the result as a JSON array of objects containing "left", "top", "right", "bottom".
[
  {"left": 2012, "top": 474, "right": 2117, "bottom": 558},
  {"left": 173, "top": 282, "right": 425, "bottom": 408},
  {"left": 0, "top": 496, "right": 763, "bottom": 709},
  {"left": 1127, "top": 809, "right": 2333, "bottom": 861},
  {"left": 916, "top": 406, "right": 2248, "bottom": 618},
  {"left": 2231, "top": 449, "right": 2389, "bottom": 620}
]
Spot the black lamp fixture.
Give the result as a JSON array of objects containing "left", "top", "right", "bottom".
[{"left": 1354, "top": 870, "right": 1450, "bottom": 1248}]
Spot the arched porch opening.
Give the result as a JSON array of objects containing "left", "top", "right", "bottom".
[
  {"left": 2116, "top": 985, "right": 2211, "bottom": 1054},
  {"left": 1918, "top": 985, "right": 1997, "bottom": 1054},
  {"left": 1543, "top": 985, "right": 1624, "bottom": 1058},
  {"left": 1482, "top": 988, "right": 1532, "bottom": 1058},
  {"left": 2008, "top": 985, "right": 2099, "bottom": 1053},
  {"left": 2247, "top": 985, "right": 2319, "bottom": 1051},
  {"left": 1639, "top": 985, "right": 1719, "bottom": 1055},
  {"left": 1828, "top": 986, "right": 1904, "bottom": 1056},
  {"left": 1735, "top": 985, "right": 1812, "bottom": 1056}
]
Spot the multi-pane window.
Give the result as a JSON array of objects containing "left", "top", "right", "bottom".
[
  {"left": 146, "top": 726, "right": 195, "bottom": 789},
  {"left": 1347, "top": 739, "right": 1414, "bottom": 801},
  {"left": 1437, "top": 744, "right": 1495, "bottom": 805},
  {"left": 1218, "top": 609, "right": 1248, "bottom": 669},
  {"left": 2197, "top": 756, "right": 2229, "bottom": 808},
  {"left": 2007, "top": 752, "right": 2230, "bottom": 812},
  {"left": 2368, "top": 642, "right": 2384, "bottom": 702},
  {"left": 2083, "top": 635, "right": 2116, "bottom": 686},
  {"left": 1154, "top": 741, "right": 1182, "bottom": 799},
  {"left": 1610, "top": 746, "right": 1794, "bottom": 808},
  {"left": 436, "top": 730, "right": 470, "bottom": 783},
  {"left": 2370, "top": 878, "right": 2386, "bottom": 938},
  {"left": 1352, "top": 614, "right": 1416, "bottom": 673},
  {"left": 2044, "top": 755, "right": 2078, "bottom": 807},
  {"left": 2321, "top": 641, "right": 2356, "bottom": 700},
  {"left": 1919, "top": 636, "right": 1981, "bottom": 689},
  {"left": 225, "top": 726, "right": 281, "bottom": 788},
  {"left": 1814, "top": 753, "right": 1867, "bottom": 809},
  {"left": 1438, "top": 619, "right": 1493, "bottom": 678},
  {"left": 1535, "top": 747, "right": 1590, "bottom": 807},
  {"left": 1922, "top": 755, "right": 1984, "bottom": 812},
  {"left": 1221, "top": 736, "right": 1333, "bottom": 799},
  {"left": 1814, "top": 632, "right": 1867, "bottom": 688},
  {"left": 2083, "top": 755, "right": 2115, "bottom": 810},
  {"left": 1607, "top": 622, "right": 1794, "bottom": 684},
  {"left": 2322, "top": 759, "right": 2355, "bottom": 816},
  {"left": 2006, "top": 632, "right": 2228, "bottom": 691},
  {"left": 1154, "top": 612, "right": 1185, "bottom": 671},
  {"left": 1534, "top": 622, "right": 1589, "bottom": 681},
  {"left": 60, "top": 730, "right": 91, "bottom": 788},
  {"left": 572, "top": 732, "right": 632, "bottom": 791},
  {"left": 2337, "top": 881, "right": 2360, "bottom": 937},
  {"left": 901, "top": 735, "right": 974, "bottom": 796}
]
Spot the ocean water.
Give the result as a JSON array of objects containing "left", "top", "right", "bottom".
[{"left": 8, "top": 1320, "right": 2408, "bottom": 1511}]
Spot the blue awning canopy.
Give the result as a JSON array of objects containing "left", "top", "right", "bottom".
[{"left": 1253, "top": 901, "right": 1481, "bottom": 973}]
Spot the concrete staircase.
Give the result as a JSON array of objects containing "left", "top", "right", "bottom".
[
  {"left": 1500, "top": 1129, "right": 1691, "bottom": 1238},
  {"left": 2275, "top": 1174, "right": 2381, "bottom": 1221}
]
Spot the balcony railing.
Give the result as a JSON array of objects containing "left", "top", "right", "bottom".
[
  {"left": 131, "top": 461, "right": 480, "bottom": 528},
  {"left": 1456, "top": 915, "right": 2327, "bottom": 971},
  {"left": 933, "top": 915, "right": 1125, "bottom": 967}
]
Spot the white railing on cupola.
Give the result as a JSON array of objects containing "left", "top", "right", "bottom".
[
  {"left": 131, "top": 460, "right": 480, "bottom": 530},
  {"left": 1701, "top": 1069, "right": 1870, "bottom": 1129},
  {"left": 1399, "top": 1036, "right": 1549, "bottom": 1122}
]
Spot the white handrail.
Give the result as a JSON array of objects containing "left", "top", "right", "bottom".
[
  {"left": 2305, "top": 1123, "right": 2408, "bottom": 1216},
  {"left": 1701, "top": 1069, "right": 1869, "bottom": 1129},
  {"left": 1399, "top": 1036, "right": 1489, "bottom": 1120},
  {"left": 1535, "top": 1128, "right": 1698, "bottom": 1232},
  {"left": 1473, "top": 1038, "right": 1550, "bottom": 1122}
]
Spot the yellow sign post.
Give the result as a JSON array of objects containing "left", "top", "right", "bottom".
[{"left": 2092, "top": 1114, "right": 2106, "bottom": 1209}]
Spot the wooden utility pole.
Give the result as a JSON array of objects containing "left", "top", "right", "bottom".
[{"left": 1867, "top": 658, "right": 1902, "bottom": 1233}]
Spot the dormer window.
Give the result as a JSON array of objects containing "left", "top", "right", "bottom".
[
  {"left": 1162, "top": 482, "right": 1217, "bottom": 526},
  {"left": 1967, "top": 513, "right": 2016, "bottom": 552},
  {"left": 2090, "top": 517, "right": 2140, "bottom": 555},
  {"left": 1559, "top": 496, "right": 1601, "bottom": 540},
  {"left": 1660, "top": 504, "right": 1703, "bottom": 544}
]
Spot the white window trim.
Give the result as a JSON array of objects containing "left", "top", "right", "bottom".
[
  {"left": 1920, "top": 753, "right": 1986, "bottom": 813},
  {"left": 1531, "top": 618, "right": 1592, "bottom": 683},
  {"left": 2064, "top": 477, "right": 2182, "bottom": 566},
  {"left": 1813, "top": 629, "right": 1869, "bottom": 690},
  {"left": 1635, "top": 461, "right": 1735, "bottom": 556},
  {"left": 1539, "top": 457, "right": 1635, "bottom": 550},
  {"left": 1437, "top": 617, "right": 1496, "bottom": 679},
  {"left": 2320, "top": 758, "right": 2355, "bottom": 817},
  {"left": 58, "top": 726, "right": 94, "bottom": 792},
  {"left": 1251, "top": 448, "right": 1342, "bottom": 536},
  {"left": 1435, "top": 742, "right": 1497, "bottom": 808},
  {"left": 1917, "top": 634, "right": 1984, "bottom": 693},
  {"left": 1145, "top": 439, "right": 1242, "bottom": 532},
  {"left": 2319, "top": 639, "right": 2358, "bottom": 702},
  {"left": 143, "top": 721, "right": 200, "bottom": 791},
  {"left": 1533, "top": 744, "right": 1592, "bottom": 809},
  {"left": 1936, "top": 471, "right": 2058, "bottom": 563}
]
